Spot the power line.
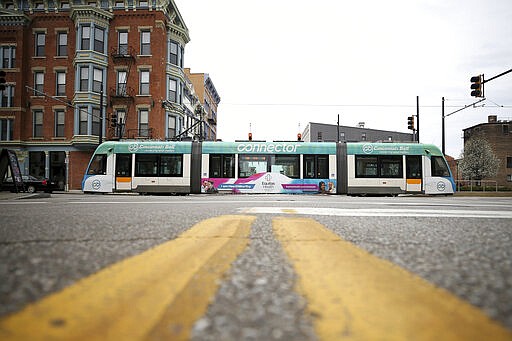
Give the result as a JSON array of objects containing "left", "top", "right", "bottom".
[{"left": 221, "top": 102, "right": 512, "bottom": 108}]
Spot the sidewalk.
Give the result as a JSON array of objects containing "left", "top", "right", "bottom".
[{"left": 0, "top": 190, "right": 82, "bottom": 200}]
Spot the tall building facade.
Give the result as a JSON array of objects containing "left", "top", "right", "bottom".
[
  {"left": 462, "top": 115, "right": 512, "bottom": 189},
  {"left": 0, "top": 0, "right": 218, "bottom": 190}
]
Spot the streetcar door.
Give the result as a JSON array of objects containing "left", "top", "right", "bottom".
[
  {"left": 115, "top": 154, "right": 132, "bottom": 191},
  {"left": 406, "top": 155, "right": 422, "bottom": 192}
]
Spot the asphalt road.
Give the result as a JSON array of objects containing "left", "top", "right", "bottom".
[{"left": 0, "top": 193, "right": 511, "bottom": 340}]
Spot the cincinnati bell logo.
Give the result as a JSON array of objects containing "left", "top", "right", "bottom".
[{"left": 362, "top": 144, "right": 374, "bottom": 154}]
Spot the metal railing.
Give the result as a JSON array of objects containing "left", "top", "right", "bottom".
[{"left": 455, "top": 180, "right": 498, "bottom": 192}]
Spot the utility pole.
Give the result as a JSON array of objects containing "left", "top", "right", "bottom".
[
  {"left": 99, "top": 90, "right": 103, "bottom": 145},
  {"left": 337, "top": 114, "right": 340, "bottom": 143},
  {"left": 442, "top": 97, "right": 445, "bottom": 154},
  {"left": 416, "top": 96, "right": 420, "bottom": 143}
]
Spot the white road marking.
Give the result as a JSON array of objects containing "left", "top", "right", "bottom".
[{"left": 240, "top": 207, "right": 512, "bottom": 219}]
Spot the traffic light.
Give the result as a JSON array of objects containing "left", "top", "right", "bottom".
[
  {"left": 0, "top": 70, "right": 6, "bottom": 91},
  {"left": 248, "top": 132, "right": 252, "bottom": 141},
  {"left": 470, "top": 75, "right": 483, "bottom": 97},
  {"left": 110, "top": 113, "right": 117, "bottom": 127},
  {"left": 297, "top": 133, "right": 302, "bottom": 141},
  {"left": 407, "top": 116, "right": 414, "bottom": 130}
]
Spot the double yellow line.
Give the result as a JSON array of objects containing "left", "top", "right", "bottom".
[{"left": 1, "top": 215, "right": 511, "bottom": 340}]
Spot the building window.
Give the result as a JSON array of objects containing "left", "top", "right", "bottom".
[
  {"left": 317, "top": 131, "right": 322, "bottom": 141},
  {"left": 340, "top": 132, "right": 345, "bottom": 141},
  {"left": 61, "top": 2, "right": 70, "bottom": 9},
  {"left": 118, "top": 31, "right": 128, "bottom": 55},
  {"left": 34, "top": 72, "right": 44, "bottom": 95},
  {"left": 140, "top": 70, "right": 149, "bottom": 95},
  {"left": 92, "top": 107, "right": 100, "bottom": 136},
  {"left": 79, "top": 66, "right": 88, "bottom": 91},
  {"left": 35, "top": 32, "right": 45, "bottom": 56},
  {"left": 34, "top": 1, "right": 44, "bottom": 9},
  {"left": 81, "top": 25, "right": 90, "bottom": 50},
  {"left": 507, "top": 157, "right": 512, "bottom": 168},
  {"left": 361, "top": 133, "right": 367, "bottom": 141},
  {"left": 1, "top": 46, "right": 16, "bottom": 68},
  {"left": 55, "top": 110, "right": 65, "bottom": 137},
  {"left": 0, "top": 86, "right": 14, "bottom": 107},
  {"left": 170, "top": 41, "right": 179, "bottom": 65},
  {"left": 57, "top": 32, "right": 67, "bottom": 56},
  {"left": 139, "top": 109, "right": 149, "bottom": 136},
  {"left": 114, "top": 1, "right": 124, "bottom": 8},
  {"left": 117, "top": 70, "right": 127, "bottom": 95},
  {"left": 115, "top": 109, "right": 126, "bottom": 136},
  {"left": 79, "top": 108, "right": 88, "bottom": 134},
  {"left": 93, "top": 68, "right": 103, "bottom": 93},
  {"left": 33, "top": 110, "right": 43, "bottom": 137},
  {"left": 138, "top": 0, "right": 148, "bottom": 7},
  {"left": 503, "top": 124, "right": 510, "bottom": 135},
  {"left": 0, "top": 118, "right": 14, "bottom": 141},
  {"left": 94, "top": 27, "right": 105, "bottom": 53},
  {"left": 56, "top": 71, "right": 66, "bottom": 96},
  {"left": 168, "top": 78, "right": 177, "bottom": 102},
  {"left": 29, "top": 151, "right": 46, "bottom": 178},
  {"left": 168, "top": 115, "right": 176, "bottom": 138},
  {"left": 140, "top": 30, "right": 150, "bottom": 55}
]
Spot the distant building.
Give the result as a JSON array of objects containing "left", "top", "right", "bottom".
[
  {"left": 462, "top": 115, "right": 512, "bottom": 189},
  {"left": 0, "top": 1, "right": 218, "bottom": 190},
  {"left": 302, "top": 122, "right": 414, "bottom": 143},
  {"left": 184, "top": 69, "right": 221, "bottom": 141}
]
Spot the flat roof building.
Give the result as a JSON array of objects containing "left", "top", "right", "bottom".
[{"left": 302, "top": 122, "right": 414, "bottom": 143}]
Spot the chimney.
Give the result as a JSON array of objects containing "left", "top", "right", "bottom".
[
  {"left": 358, "top": 122, "right": 365, "bottom": 128},
  {"left": 488, "top": 115, "right": 497, "bottom": 123}
]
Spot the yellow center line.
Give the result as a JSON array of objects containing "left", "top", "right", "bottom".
[
  {"left": 0, "top": 215, "right": 256, "bottom": 341},
  {"left": 273, "top": 217, "right": 512, "bottom": 340}
]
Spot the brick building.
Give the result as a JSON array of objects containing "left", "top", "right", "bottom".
[
  {"left": 462, "top": 115, "right": 512, "bottom": 189},
  {"left": 0, "top": 0, "right": 219, "bottom": 190}
]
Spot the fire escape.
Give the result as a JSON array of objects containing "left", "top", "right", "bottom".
[{"left": 109, "top": 46, "right": 136, "bottom": 139}]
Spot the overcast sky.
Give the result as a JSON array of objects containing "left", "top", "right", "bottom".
[{"left": 175, "top": 0, "right": 512, "bottom": 157}]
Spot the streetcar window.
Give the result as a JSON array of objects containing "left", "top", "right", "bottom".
[
  {"left": 356, "top": 156, "right": 378, "bottom": 177},
  {"left": 380, "top": 156, "right": 403, "bottom": 178},
  {"left": 356, "top": 155, "right": 403, "bottom": 178},
  {"left": 116, "top": 154, "right": 132, "bottom": 177},
  {"left": 239, "top": 155, "right": 267, "bottom": 178},
  {"left": 317, "top": 155, "right": 328, "bottom": 178},
  {"left": 303, "top": 155, "right": 328, "bottom": 179},
  {"left": 160, "top": 154, "right": 183, "bottom": 177},
  {"left": 406, "top": 155, "right": 422, "bottom": 179},
  {"left": 209, "top": 154, "right": 235, "bottom": 178},
  {"left": 431, "top": 156, "right": 450, "bottom": 177},
  {"left": 87, "top": 154, "right": 107, "bottom": 175},
  {"left": 134, "top": 154, "right": 183, "bottom": 177},
  {"left": 271, "top": 155, "right": 299, "bottom": 178},
  {"left": 135, "top": 154, "right": 158, "bottom": 176}
]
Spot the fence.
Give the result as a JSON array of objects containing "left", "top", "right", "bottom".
[{"left": 455, "top": 180, "right": 498, "bottom": 192}]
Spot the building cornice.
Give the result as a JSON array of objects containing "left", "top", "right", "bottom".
[
  {"left": 70, "top": 5, "right": 113, "bottom": 26},
  {"left": 0, "top": 9, "right": 30, "bottom": 26}
]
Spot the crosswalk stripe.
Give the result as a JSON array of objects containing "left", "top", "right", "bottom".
[
  {"left": 0, "top": 215, "right": 255, "bottom": 341},
  {"left": 273, "top": 217, "right": 512, "bottom": 340},
  {"left": 244, "top": 206, "right": 512, "bottom": 218}
]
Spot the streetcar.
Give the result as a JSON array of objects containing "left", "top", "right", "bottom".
[{"left": 82, "top": 141, "right": 455, "bottom": 195}]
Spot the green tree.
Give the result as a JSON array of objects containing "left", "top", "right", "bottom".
[{"left": 458, "top": 136, "right": 499, "bottom": 180}]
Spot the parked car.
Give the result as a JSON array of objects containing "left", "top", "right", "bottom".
[{"left": 1, "top": 175, "right": 56, "bottom": 193}]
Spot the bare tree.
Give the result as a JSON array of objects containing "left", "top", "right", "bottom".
[{"left": 458, "top": 135, "right": 499, "bottom": 180}]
